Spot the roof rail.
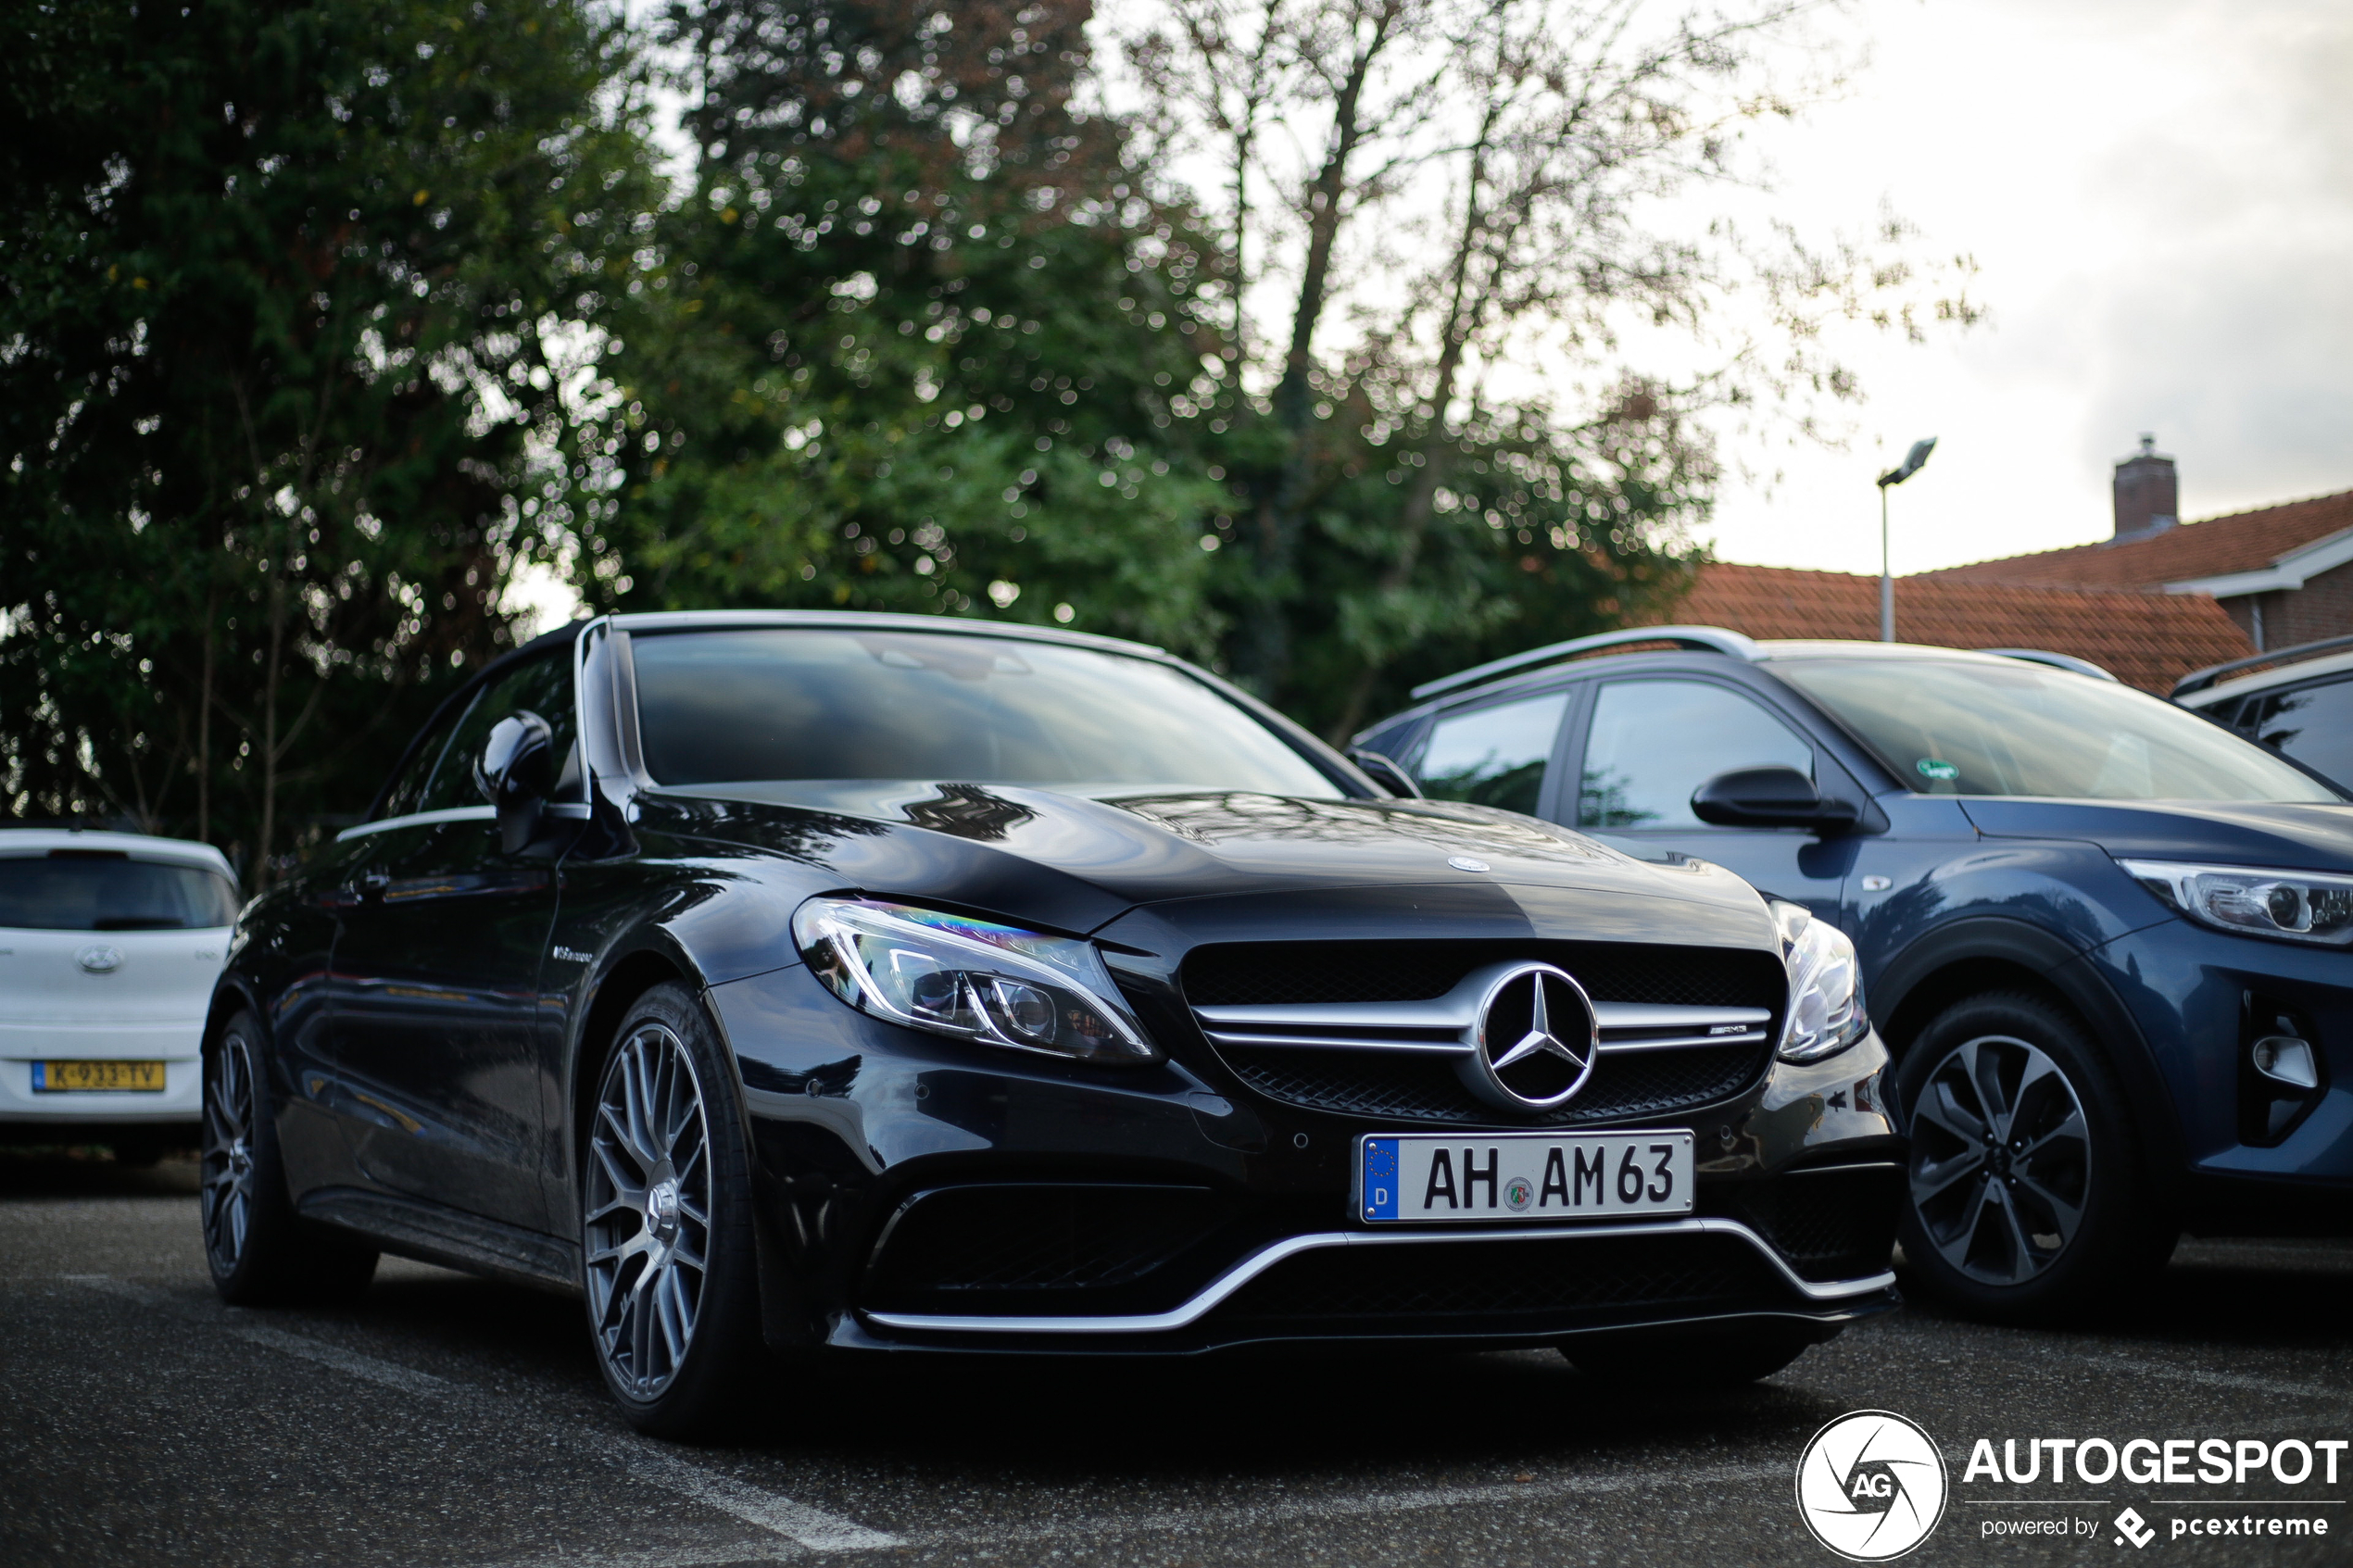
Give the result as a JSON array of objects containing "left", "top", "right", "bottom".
[
  {"left": 1409, "top": 625, "right": 1762, "bottom": 702},
  {"left": 2171, "top": 633, "right": 2353, "bottom": 698},
  {"left": 1976, "top": 648, "right": 2120, "bottom": 683}
]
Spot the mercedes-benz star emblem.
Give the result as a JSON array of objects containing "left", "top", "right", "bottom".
[
  {"left": 1459, "top": 961, "right": 1598, "bottom": 1111},
  {"left": 76, "top": 945, "right": 123, "bottom": 974}
]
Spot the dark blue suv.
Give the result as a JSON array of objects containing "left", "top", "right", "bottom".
[{"left": 1355, "top": 627, "right": 2353, "bottom": 1321}]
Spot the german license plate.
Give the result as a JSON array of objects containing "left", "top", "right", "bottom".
[
  {"left": 1358, "top": 1131, "right": 1694, "bottom": 1223},
  {"left": 32, "top": 1060, "right": 167, "bottom": 1093}
]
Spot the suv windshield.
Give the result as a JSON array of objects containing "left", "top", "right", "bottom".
[
  {"left": 629, "top": 629, "right": 1339, "bottom": 797},
  {"left": 0, "top": 853, "right": 240, "bottom": 930},
  {"left": 1771, "top": 659, "right": 2343, "bottom": 803}
]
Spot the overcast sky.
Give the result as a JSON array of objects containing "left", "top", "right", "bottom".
[{"left": 1703, "top": 0, "right": 2353, "bottom": 577}]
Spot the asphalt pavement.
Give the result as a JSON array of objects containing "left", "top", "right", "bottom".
[{"left": 6, "top": 1147, "right": 2350, "bottom": 1568}]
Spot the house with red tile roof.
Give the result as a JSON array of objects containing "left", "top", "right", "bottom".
[
  {"left": 1921, "top": 438, "right": 2353, "bottom": 653},
  {"left": 1641, "top": 561, "right": 2254, "bottom": 694}
]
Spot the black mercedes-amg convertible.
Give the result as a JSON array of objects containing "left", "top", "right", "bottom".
[{"left": 200, "top": 611, "right": 1901, "bottom": 1434}]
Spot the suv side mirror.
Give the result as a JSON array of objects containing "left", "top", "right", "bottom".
[
  {"left": 1347, "top": 747, "right": 1424, "bottom": 799},
  {"left": 474, "top": 710, "right": 555, "bottom": 854},
  {"left": 1691, "top": 765, "right": 1858, "bottom": 833}
]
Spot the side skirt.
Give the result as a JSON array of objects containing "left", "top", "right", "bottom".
[{"left": 298, "top": 1185, "right": 582, "bottom": 1296}]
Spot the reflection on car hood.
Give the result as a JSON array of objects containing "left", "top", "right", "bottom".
[
  {"left": 650, "top": 781, "right": 1777, "bottom": 945},
  {"left": 1960, "top": 797, "right": 2353, "bottom": 873}
]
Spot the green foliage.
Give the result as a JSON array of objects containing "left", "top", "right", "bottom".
[
  {"left": 0, "top": 0, "right": 655, "bottom": 873},
  {"left": 1, "top": 0, "right": 1712, "bottom": 869},
  {"left": 590, "top": 0, "right": 1232, "bottom": 655}
]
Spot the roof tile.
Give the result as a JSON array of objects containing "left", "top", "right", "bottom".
[
  {"left": 1920, "top": 489, "right": 2353, "bottom": 590},
  {"left": 1642, "top": 561, "right": 2253, "bottom": 692}
]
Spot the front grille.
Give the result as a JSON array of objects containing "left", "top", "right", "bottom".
[
  {"left": 1185, "top": 941, "right": 1781, "bottom": 1126},
  {"left": 1730, "top": 1166, "right": 1903, "bottom": 1283},
  {"left": 1219, "top": 1042, "right": 1764, "bottom": 1125},
  {"left": 1184, "top": 941, "right": 1770, "bottom": 1010},
  {"left": 1216, "top": 1233, "right": 1783, "bottom": 1323},
  {"left": 863, "top": 1185, "right": 1222, "bottom": 1309}
]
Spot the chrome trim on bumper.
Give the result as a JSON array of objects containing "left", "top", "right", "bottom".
[{"left": 859, "top": 1217, "right": 1894, "bottom": 1336}]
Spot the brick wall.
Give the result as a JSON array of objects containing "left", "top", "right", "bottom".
[{"left": 2225, "top": 562, "right": 2353, "bottom": 651}]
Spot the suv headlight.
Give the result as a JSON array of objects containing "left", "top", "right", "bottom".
[
  {"left": 791, "top": 897, "right": 1160, "bottom": 1064},
  {"left": 1771, "top": 899, "right": 1868, "bottom": 1063},
  {"left": 2119, "top": 859, "right": 2353, "bottom": 947}
]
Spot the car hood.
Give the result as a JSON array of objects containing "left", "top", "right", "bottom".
[
  {"left": 648, "top": 781, "right": 1780, "bottom": 949},
  {"left": 1960, "top": 797, "right": 2353, "bottom": 873}
]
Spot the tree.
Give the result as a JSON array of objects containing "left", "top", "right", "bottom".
[
  {"left": 0, "top": 0, "right": 656, "bottom": 875},
  {"left": 590, "top": 0, "right": 1231, "bottom": 654},
  {"left": 1121, "top": 0, "right": 1979, "bottom": 736}
]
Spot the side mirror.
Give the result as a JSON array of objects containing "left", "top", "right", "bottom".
[
  {"left": 474, "top": 710, "right": 555, "bottom": 854},
  {"left": 1691, "top": 765, "right": 1858, "bottom": 833},
  {"left": 1347, "top": 747, "right": 1424, "bottom": 799}
]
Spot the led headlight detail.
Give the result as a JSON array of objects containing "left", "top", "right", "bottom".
[
  {"left": 1771, "top": 899, "right": 1869, "bottom": 1064},
  {"left": 2120, "top": 859, "right": 2353, "bottom": 947},
  {"left": 792, "top": 897, "right": 1159, "bottom": 1064}
]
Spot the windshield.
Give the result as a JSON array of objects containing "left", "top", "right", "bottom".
[
  {"left": 629, "top": 629, "right": 1340, "bottom": 797},
  {"left": 0, "top": 853, "right": 240, "bottom": 930},
  {"left": 1771, "top": 659, "right": 2342, "bottom": 803}
]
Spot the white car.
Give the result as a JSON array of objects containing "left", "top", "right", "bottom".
[{"left": 0, "top": 830, "right": 239, "bottom": 1164}]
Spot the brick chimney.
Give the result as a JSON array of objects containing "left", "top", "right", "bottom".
[{"left": 2112, "top": 433, "right": 2178, "bottom": 541}]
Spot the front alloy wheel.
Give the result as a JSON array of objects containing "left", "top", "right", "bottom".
[
  {"left": 1895, "top": 990, "right": 2172, "bottom": 1323},
  {"left": 1907, "top": 1034, "right": 2091, "bottom": 1286},
  {"left": 585, "top": 1021, "right": 714, "bottom": 1400}
]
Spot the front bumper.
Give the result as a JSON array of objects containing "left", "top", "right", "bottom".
[
  {"left": 2087, "top": 919, "right": 2353, "bottom": 1233},
  {"left": 711, "top": 961, "right": 1904, "bottom": 1354}
]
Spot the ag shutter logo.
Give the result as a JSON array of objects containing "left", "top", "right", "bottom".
[{"left": 1795, "top": 1410, "right": 1949, "bottom": 1561}]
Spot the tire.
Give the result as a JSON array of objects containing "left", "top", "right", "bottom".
[
  {"left": 580, "top": 983, "right": 766, "bottom": 1438},
  {"left": 200, "top": 1011, "right": 379, "bottom": 1306},
  {"left": 1564, "top": 1322, "right": 1823, "bottom": 1387},
  {"left": 1895, "top": 990, "right": 2173, "bottom": 1323}
]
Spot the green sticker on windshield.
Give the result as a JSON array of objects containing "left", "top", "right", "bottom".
[{"left": 1917, "top": 758, "right": 1959, "bottom": 782}]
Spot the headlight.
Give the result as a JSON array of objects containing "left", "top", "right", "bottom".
[
  {"left": 791, "top": 897, "right": 1160, "bottom": 1064},
  {"left": 1771, "top": 899, "right": 1868, "bottom": 1063},
  {"left": 2119, "top": 859, "right": 2353, "bottom": 947}
]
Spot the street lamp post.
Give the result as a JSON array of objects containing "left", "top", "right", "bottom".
[{"left": 1876, "top": 437, "right": 1938, "bottom": 642}]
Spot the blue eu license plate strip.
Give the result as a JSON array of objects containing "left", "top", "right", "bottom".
[{"left": 1357, "top": 1131, "right": 1695, "bottom": 1223}]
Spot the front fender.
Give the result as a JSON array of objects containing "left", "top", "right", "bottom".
[{"left": 1872, "top": 913, "right": 2186, "bottom": 1208}]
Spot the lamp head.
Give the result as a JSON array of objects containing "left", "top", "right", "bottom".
[{"left": 1877, "top": 435, "right": 1938, "bottom": 488}]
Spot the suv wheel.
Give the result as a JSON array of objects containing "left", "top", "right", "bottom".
[
  {"left": 201, "top": 1011, "right": 379, "bottom": 1305},
  {"left": 582, "top": 984, "right": 765, "bottom": 1437},
  {"left": 1895, "top": 991, "right": 2171, "bottom": 1321}
]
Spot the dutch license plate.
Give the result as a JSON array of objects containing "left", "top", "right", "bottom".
[
  {"left": 1358, "top": 1131, "right": 1694, "bottom": 1223},
  {"left": 32, "top": 1060, "right": 167, "bottom": 1093}
]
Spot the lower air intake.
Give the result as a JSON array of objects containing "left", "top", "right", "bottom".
[{"left": 1215, "top": 1232, "right": 1784, "bottom": 1324}]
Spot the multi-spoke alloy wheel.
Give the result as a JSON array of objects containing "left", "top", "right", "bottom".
[
  {"left": 200, "top": 1032, "right": 259, "bottom": 1275},
  {"left": 199, "top": 1010, "right": 376, "bottom": 1306},
  {"left": 585, "top": 1022, "right": 714, "bottom": 1401},
  {"left": 1908, "top": 1034, "right": 2091, "bottom": 1286}
]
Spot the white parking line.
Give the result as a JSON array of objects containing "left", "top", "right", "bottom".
[
  {"left": 229, "top": 1323, "right": 459, "bottom": 1401},
  {"left": 1881, "top": 1317, "right": 2353, "bottom": 1405},
  {"left": 899, "top": 1459, "right": 1793, "bottom": 1551},
  {"left": 2089, "top": 1356, "right": 2353, "bottom": 1405},
  {"left": 61, "top": 1274, "right": 898, "bottom": 1556},
  {"left": 589, "top": 1436, "right": 900, "bottom": 1551}
]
